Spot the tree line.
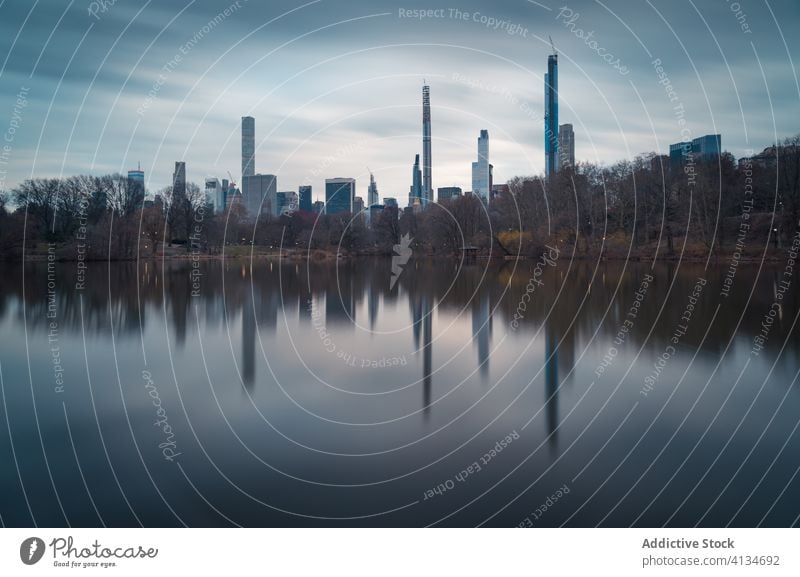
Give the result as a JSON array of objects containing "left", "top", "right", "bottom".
[{"left": 1, "top": 134, "right": 798, "bottom": 260}]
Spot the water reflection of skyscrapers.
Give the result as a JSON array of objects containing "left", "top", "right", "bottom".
[
  {"left": 367, "top": 284, "right": 379, "bottom": 331},
  {"left": 544, "top": 321, "right": 559, "bottom": 452},
  {"left": 542, "top": 307, "right": 577, "bottom": 454},
  {"left": 422, "top": 295, "right": 432, "bottom": 414},
  {"left": 242, "top": 290, "right": 255, "bottom": 389},
  {"left": 325, "top": 276, "right": 355, "bottom": 325},
  {"left": 411, "top": 293, "right": 433, "bottom": 414},
  {"left": 472, "top": 292, "right": 492, "bottom": 380}
]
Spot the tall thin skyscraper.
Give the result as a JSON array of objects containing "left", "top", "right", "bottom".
[
  {"left": 471, "top": 130, "right": 490, "bottom": 202},
  {"left": 242, "top": 116, "right": 255, "bottom": 179},
  {"left": 422, "top": 84, "right": 432, "bottom": 204},
  {"left": 367, "top": 171, "right": 378, "bottom": 207},
  {"left": 545, "top": 51, "right": 559, "bottom": 177}
]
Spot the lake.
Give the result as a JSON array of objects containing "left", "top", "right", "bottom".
[{"left": 0, "top": 256, "right": 799, "bottom": 527}]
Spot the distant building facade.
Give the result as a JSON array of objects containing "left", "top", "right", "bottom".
[
  {"left": 243, "top": 173, "right": 277, "bottom": 217},
  {"left": 738, "top": 145, "right": 777, "bottom": 169},
  {"left": 409, "top": 154, "right": 423, "bottom": 207},
  {"left": 242, "top": 116, "right": 255, "bottom": 179},
  {"left": 670, "top": 134, "right": 721, "bottom": 168},
  {"left": 558, "top": 123, "right": 575, "bottom": 169},
  {"left": 172, "top": 161, "right": 186, "bottom": 199},
  {"left": 205, "top": 177, "right": 220, "bottom": 211},
  {"left": 298, "top": 185, "right": 312, "bottom": 212},
  {"left": 471, "top": 129, "right": 490, "bottom": 202},
  {"left": 127, "top": 165, "right": 145, "bottom": 211},
  {"left": 353, "top": 196, "right": 364, "bottom": 218},
  {"left": 278, "top": 191, "right": 298, "bottom": 215},
  {"left": 367, "top": 172, "right": 379, "bottom": 208},
  {"left": 325, "top": 178, "right": 355, "bottom": 214},
  {"left": 437, "top": 186, "right": 462, "bottom": 202}
]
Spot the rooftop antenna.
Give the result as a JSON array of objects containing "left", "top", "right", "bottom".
[{"left": 549, "top": 34, "right": 557, "bottom": 56}]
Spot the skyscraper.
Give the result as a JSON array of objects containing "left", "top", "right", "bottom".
[
  {"left": 422, "top": 84, "right": 432, "bottom": 204},
  {"left": 298, "top": 185, "right": 312, "bottom": 212},
  {"left": 325, "top": 178, "right": 355, "bottom": 214},
  {"left": 558, "top": 123, "right": 575, "bottom": 169},
  {"left": 172, "top": 161, "right": 186, "bottom": 199},
  {"left": 471, "top": 130, "right": 490, "bottom": 202},
  {"left": 242, "top": 173, "right": 277, "bottom": 217},
  {"left": 204, "top": 177, "right": 220, "bottom": 211},
  {"left": 353, "top": 196, "right": 364, "bottom": 218},
  {"left": 127, "top": 163, "right": 145, "bottom": 211},
  {"left": 409, "top": 154, "right": 423, "bottom": 207},
  {"left": 242, "top": 116, "right": 255, "bottom": 179},
  {"left": 367, "top": 171, "right": 378, "bottom": 208},
  {"left": 545, "top": 51, "right": 559, "bottom": 177},
  {"left": 220, "top": 179, "right": 230, "bottom": 213}
]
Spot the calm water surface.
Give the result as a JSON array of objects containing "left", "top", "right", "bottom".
[{"left": 0, "top": 258, "right": 799, "bottom": 527}]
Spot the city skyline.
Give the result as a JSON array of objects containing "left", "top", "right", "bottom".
[{"left": 0, "top": 0, "right": 796, "bottom": 205}]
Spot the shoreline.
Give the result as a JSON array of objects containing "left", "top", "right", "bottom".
[{"left": 7, "top": 249, "right": 788, "bottom": 264}]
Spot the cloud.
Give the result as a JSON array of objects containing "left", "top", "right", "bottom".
[{"left": 0, "top": 0, "right": 797, "bottom": 201}]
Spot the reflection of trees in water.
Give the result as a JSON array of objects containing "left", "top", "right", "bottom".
[{"left": 0, "top": 259, "right": 798, "bottom": 367}]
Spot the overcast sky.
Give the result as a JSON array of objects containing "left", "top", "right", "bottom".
[{"left": 0, "top": 0, "right": 798, "bottom": 203}]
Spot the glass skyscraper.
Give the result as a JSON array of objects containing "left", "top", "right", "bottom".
[
  {"left": 545, "top": 52, "right": 559, "bottom": 177},
  {"left": 669, "top": 134, "right": 721, "bottom": 168},
  {"left": 325, "top": 178, "right": 355, "bottom": 214},
  {"left": 298, "top": 185, "right": 312, "bottom": 212},
  {"left": 127, "top": 164, "right": 145, "bottom": 206}
]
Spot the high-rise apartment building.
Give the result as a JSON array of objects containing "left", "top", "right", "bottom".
[
  {"left": 367, "top": 171, "right": 378, "bottom": 208},
  {"left": 172, "top": 161, "right": 186, "bottom": 199},
  {"left": 471, "top": 130, "right": 490, "bottom": 202},
  {"left": 205, "top": 177, "right": 220, "bottom": 211},
  {"left": 545, "top": 52, "right": 559, "bottom": 177},
  {"left": 242, "top": 116, "right": 255, "bottom": 179},
  {"left": 422, "top": 84, "right": 432, "bottom": 204},
  {"left": 558, "top": 123, "right": 575, "bottom": 169}
]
